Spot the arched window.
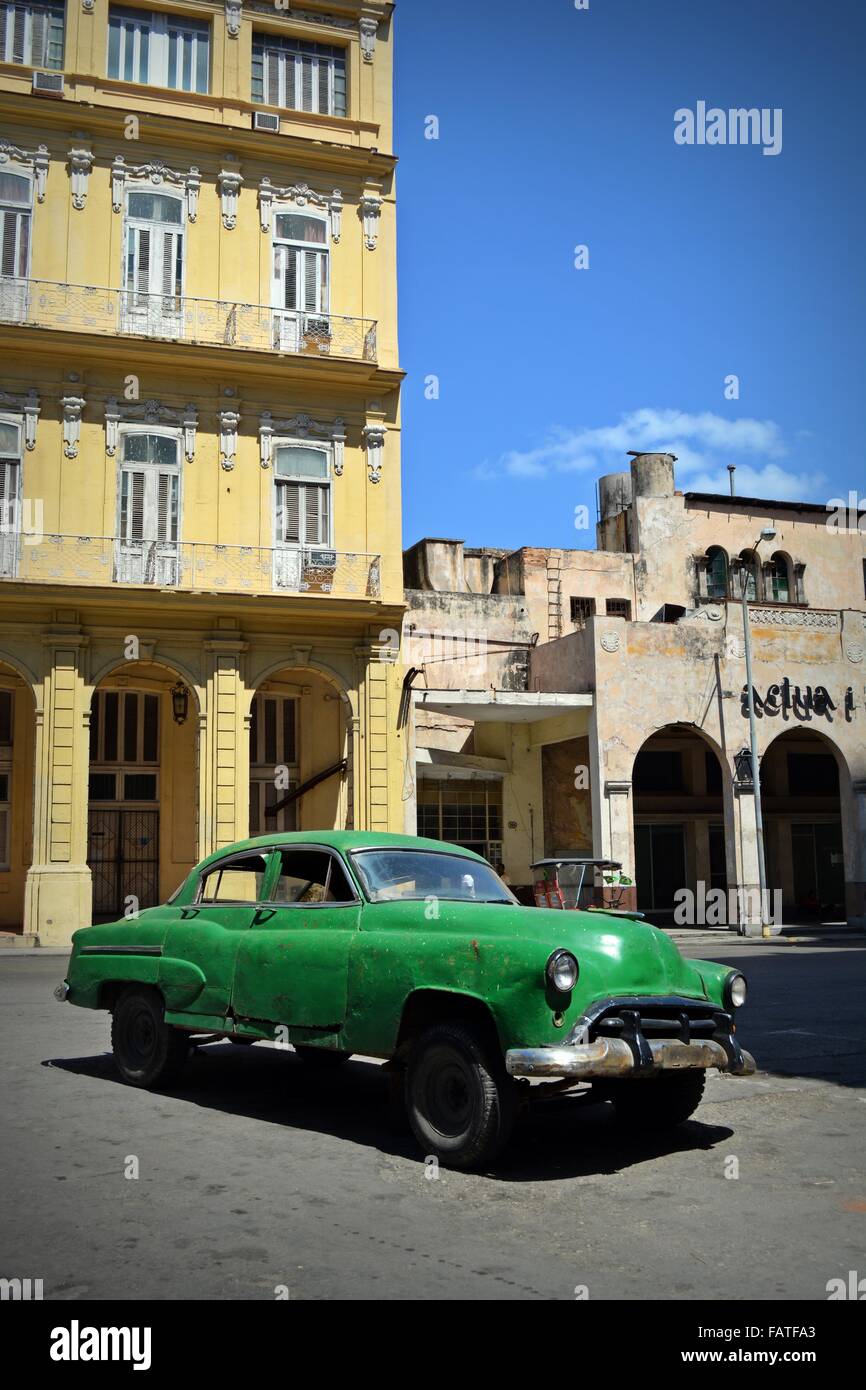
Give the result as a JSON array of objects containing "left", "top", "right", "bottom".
[
  {"left": 737, "top": 549, "right": 761, "bottom": 602},
  {"left": 705, "top": 546, "right": 728, "bottom": 600},
  {"left": 765, "top": 552, "right": 791, "bottom": 603}
]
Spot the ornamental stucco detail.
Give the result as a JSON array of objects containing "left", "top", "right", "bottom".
[
  {"left": 360, "top": 193, "right": 382, "bottom": 250},
  {"left": 225, "top": 0, "right": 242, "bottom": 37},
  {"left": 112, "top": 156, "right": 201, "bottom": 221},
  {"left": 748, "top": 607, "right": 840, "bottom": 631},
  {"left": 0, "top": 389, "right": 40, "bottom": 449},
  {"left": 68, "top": 143, "right": 94, "bottom": 210},
  {"left": 218, "top": 410, "right": 241, "bottom": 471},
  {"left": 60, "top": 392, "right": 86, "bottom": 459},
  {"left": 600, "top": 632, "right": 621, "bottom": 653},
  {"left": 360, "top": 16, "right": 378, "bottom": 61},
  {"left": 258, "top": 178, "right": 342, "bottom": 241},
  {"left": 259, "top": 412, "right": 346, "bottom": 474},
  {"left": 0, "top": 140, "right": 49, "bottom": 201},
  {"left": 218, "top": 168, "right": 243, "bottom": 229},
  {"left": 363, "top": 423, "right": 386, "bottom": 484},
  {"left": 105, "top": 399, "right": 198, "bottom": 463}
]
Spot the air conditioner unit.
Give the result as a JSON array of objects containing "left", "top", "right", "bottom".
[
  {"left": 32, "top": 70, "right": 64, "bottom": 97},
  {"left": 252, "top": 111, "right": 280, "bottom": 133}
]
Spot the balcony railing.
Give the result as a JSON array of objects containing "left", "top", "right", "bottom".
[
  {"left": 0, "top": 279, "right": 378, "bottom": 362},
  {"left": 0, "top": 535, "right": 382, "bottom": 600}
]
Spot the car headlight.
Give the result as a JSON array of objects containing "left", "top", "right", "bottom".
[
  {"left": 546, "top": 949, "right": 578, "bottom": 992},
  {"left": 724, "top": 971, "right": 747, "bottom": 1010}
]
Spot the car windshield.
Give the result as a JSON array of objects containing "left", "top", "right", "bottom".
[{"left": 351, "top": 849, "right": 516, "bottom": 904}]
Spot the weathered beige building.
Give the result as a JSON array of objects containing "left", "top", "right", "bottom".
[{"left": 405, "top": 454, "right": 866, "bottom": 932}]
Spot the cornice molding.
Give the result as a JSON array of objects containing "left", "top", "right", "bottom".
[
  {"left": 259, "top": 411, "right": 346, "bottom": 472},
  {"left": 111, "top": 155, "right": 201, "bottom": 221},
  {"left": 0, "top": 139, "right": 49, "bottom": 201},
  {"left": 104, "top": 398, "right": 198, "bottom": 462},
  {"left": 0, "top": 388, "right": 40, "bottom": 449},
  {"left": 258, "top": 177, "right": 342, "bottom": 239}
]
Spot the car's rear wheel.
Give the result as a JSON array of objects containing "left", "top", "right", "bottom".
[
  {"left": 405, "top": 1022, "right": 517, "bottom": 1170},
  {"left": 612, "top": 1070, "right": 706, "bottom": 1130},
  {"left": 111, "top": 985, "right": 189, "bottom": 1088},
  {"left": 293, "top": 1045, "right": 352, "bottom": 1067}
]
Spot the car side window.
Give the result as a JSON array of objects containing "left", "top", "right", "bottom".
[
  {"left": 198, "top": 854, "right": 270, "bottom": 905},
  {"left": 270, "top": 849, "right": 355, "bottom": 905}
]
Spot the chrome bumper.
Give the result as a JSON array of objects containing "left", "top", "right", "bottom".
[
  {"left": 54, "top": 981, "right": 69, "bottom": 1002},
  {"left": 505, "top": 1037, "right": 757, "bottom": 1080}
]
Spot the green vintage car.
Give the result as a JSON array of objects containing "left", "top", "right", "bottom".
[{"left": 57, "top": 831, "right": 756, "bottom": 1169}]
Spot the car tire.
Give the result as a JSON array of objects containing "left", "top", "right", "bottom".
[
  {"left": 111, "top": 986, "right": 189, "bottom": 1088},
  {"left": 405, "top": 1022, "right": 517, "bottom": 1171},
  {"left": 293, "top": 1045, "right": 352, "bottom": 1067},
  {"left": 612, "top": 1070, "right": 706, "bottom": 1131}
]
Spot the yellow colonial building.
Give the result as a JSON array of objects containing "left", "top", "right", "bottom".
[{"left": 0, "top": 0, "right": 404, "bottom": 944}]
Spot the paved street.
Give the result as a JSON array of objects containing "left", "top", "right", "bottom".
[{"left": 1, "top": 942, "right": 865, "bottom": 1301}]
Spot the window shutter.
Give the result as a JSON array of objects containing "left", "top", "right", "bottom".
[
  {"left": 284, "top": 52, "right": 296, "bottom": 109},
  {"left": 286, "top": 248, "right": 298, "bottom": 310},
  {"left": 317, "top": 60, "right": 329, "bottom": 113},
  {"left": 157, "top": 473, "right": 177, "bottom": 542},
  {"left": 1, "top": 213, "right": 18, "bottom": 277},
  {"left": 0, "top": 458, "right": 19, "bottom": 507},
  {"left": 279, "top": 481, "right": 301, "bottom": 543},
  {"left": 266, "top": 50, "right": 280, "bottom": 106},
  {"left": 136, "top": 228, "right": 150, "bottom": 297},
  {"left": 122, "top": 470, "right": 146, "bottom": 541},
  {"left": 31, "top": 7, "right": 46, "bottom": 65},
  {"left": 301, "top": 55, "right": 314, "bottom": 111},
  {"left": 302, "top": 251, "right": 318, "bottom": 311},
  {"left": 11, "top": 7, "right": 26, "bottom": 64}
]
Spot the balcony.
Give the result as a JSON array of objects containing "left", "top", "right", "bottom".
[
  {"left": 0, "top": 279, "right": 378, "bottom": 362},
  {"left": 0, "top": 535, "right": 382, "bottom": 600}
]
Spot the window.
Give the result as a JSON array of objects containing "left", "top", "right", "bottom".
[
  {"left": 765, "top": 553, "right": 791, "bottom": 603},
  {"left": 252, "top": 32, "right": 346, "bottom": 116},
  {"left": 115, "top": 431, "right": 180, "bottom": 584},
  {"left": 108, "top": 6, "right": 209, "bottom": 94},
  {"left": 269, "top": 848, "right": 355, "bottom": 905},
  {"left": 0, "top": 171, "right": 32, "bottom": 324},
  {"left": 569, "top": 596, "right": 596, "bottom": 627},
  {"left": 90, "top": 690, "right": 159, "bottom": 765},
  {"left": 0, "top": 0, "right": 64, "bottom": 68},
  {"left": 249, "top": 691, "right": 298, "bottom": 834},
  {"left": 351, "top": 848, "right": 514, "bottom": 905},
  {"left": 274, "top": 445, "right": 331, "bottom": 548},
  {"left": 704, "top": 546, "right": 729, "bottom": 601},
  {"left": 198, "top": 853, "right": 270, "bottom": 905},
  {"left": 122, "top": 189, "right": 185, "bottom": 337},
  {"left": 736, "top": 550, "right": 761, "bottom": 602},
  {"left": 271, "top": 212, "right": 329, "bottom": 349},
  {"left": 0, "top": 417, "right": 22, "bottom": 577},
  {"left": 605, "top": 598, "right": 631, "bottom": 619},
  {"left": 416, "top": 781, "right": 503, "bottom": 866}
]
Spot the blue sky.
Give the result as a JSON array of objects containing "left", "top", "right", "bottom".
[{"left": 394, "top": 0, "right": 866, "bottom": 550}]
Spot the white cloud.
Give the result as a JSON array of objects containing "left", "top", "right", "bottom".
[{"left": 484, "top": 407, "right": 805, "bottom": 490}]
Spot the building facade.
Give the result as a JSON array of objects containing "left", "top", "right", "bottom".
[
  {"left": 0, "top": 0, "right": 405, "bottom": 945},
  {"left": 406, "top": 455, "right": 866, "bottom": 932}
]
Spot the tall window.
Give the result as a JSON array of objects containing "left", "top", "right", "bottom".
[
  {"left": 0, "top": 417, "right": 21, "bottom": 577},
  {"left": 89, "top": 688, "right": 159, "bottom": 803},
  {"left": 0, "top": 0, "right": 64, "bottom": 68},
  {"left": 252, "top": 33, "right": 346, "bottom": 116},
  {"left": 108, "top": 6, "right": 209, "bottom": 94},
  {"left": 737, "top": 549, "right": 761, "bottom": 602},
  {"left": 249, "top": 692, "right": 298, "bottom": 834},
  {"left": 115, "top": 431, "right": 180, "bottom": 585},
  {"left": 272, "top": 211, "right": 329, "bottom": 349},
  {"left": 122, "top": 189, "right": 184, "bottom": 336},
  {"left": 0, "top": 171, "right": 32, "bottom": 324},
  {"left": 274, "top": 445, "right": 331, "bottom": 548},
  {"left": 765, "top": 553, "right": 790, "bottom": 603},
  {"left": 705, "top": 546, "right": 728, "bottom": 600},
  {"left": 416, "top": 781, "right": 504, "bottom": 868}
]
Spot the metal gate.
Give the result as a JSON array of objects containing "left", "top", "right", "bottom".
[{"left": 87, "top": 808, "right": 160, "bottom": 918}]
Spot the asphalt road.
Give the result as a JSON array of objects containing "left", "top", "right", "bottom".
[{"left": 1, "top": 942, "right": 864, "bottom": 1300}]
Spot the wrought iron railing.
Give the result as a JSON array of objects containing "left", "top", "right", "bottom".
[
  {"left": 0, "top": 278, "right": 378, "bottom": 362},
  {"left": 0, "top": 535, "right": 382, "bottom": 599}
]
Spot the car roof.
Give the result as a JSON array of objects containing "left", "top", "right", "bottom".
[{"left": 196, "top": 831, "right": 491, "bottom": 873}]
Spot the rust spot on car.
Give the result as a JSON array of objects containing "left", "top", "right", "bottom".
[{"left": 471, "top": 939, "right": 480, "bottom": 960}]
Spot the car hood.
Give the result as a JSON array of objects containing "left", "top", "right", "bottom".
[{"left": 419, "top": 900, "right": 708, "bottom": 1003}]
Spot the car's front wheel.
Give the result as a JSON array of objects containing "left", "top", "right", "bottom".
[
  {"left": 611, "top": 1070, "right": 706, "bottom": 1131},
  {"left": 405, "top": 1022, "right": 517, "bottom": 1170},
  {"left": 111, "top": 986, "right": 189, "bottom": 1088}
]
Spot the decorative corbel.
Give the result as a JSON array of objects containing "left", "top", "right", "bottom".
[
  {"left": 81, "top": 0, "right": 94, "bottom": 10},
  {"left": 61, "top": 392, "right": 85, "bottom": 460},
  {"left": 258, "top": 177, "right": 274, "bottom": 232},
  {"left": 181, "top": 404, "right": 198, "bottom": 464},
  {"left": 218, "top": 168, "right": 243, "bottom": 229},
  {"left": 363, "top": 423, "right": 386, "bottom": 484},
  {"left": 68, "top": 142, "right": 94, "bottom": 210},
  {"left": 360, "top": 16, "right": 378, "bottom": 62},
  {"left": 219, "top": 409, "right": 241, "bottom": 471},
  {"left": 360, "top": 192, "right": 382, "bottom": 250},
  {"left": 225, "top": 0, "right": 242, "bottom": 37},
  {"left": 23, "top": 388, "right": 39, "bottom": 449},
  {"left": 333, "top": 419, "right": 346, "bottom": 476},
  {"left": 259, "top": 411, "right": 274, "bottom": 469}
]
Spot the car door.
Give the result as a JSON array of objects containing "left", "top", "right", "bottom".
[
  {"left": 231, "top": 846, "right": 360, "bottom": 1031},
  {"left": 161, "top": 849, "right": 275, "bottom": 1022}
]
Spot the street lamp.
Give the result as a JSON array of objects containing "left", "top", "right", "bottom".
[
  {"left": 739, "top": 526, "right": 776, "bottom": 938},
  {"left": 170, "top": 682, "right": 190, "bottom": 725}
]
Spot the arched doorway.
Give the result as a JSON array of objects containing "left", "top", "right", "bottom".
[
  {"left": 0, "top": 659, "right": 35, "bottom": 934},
  {"left": 762, "top": 728, "right": 846, "bottom": 923},
  {"left": 632, "top": 724, "right": 730, "bottom": 924},
  {"left": 87, "top": 661, "right": 199, "bottom": 919},
  {"left": 248, "top": 666, "right": 350, "bottom": 836}
]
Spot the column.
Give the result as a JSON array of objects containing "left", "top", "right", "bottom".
[
  {"left": 842, "top": 778, "right": 866, "bottom": 928},
  {"left": 602, "top": 780, "right": 637, "bottom": 912},
  {"left": 24, "top": 635, "right": 91, "bottom": 946},
  {"left": 354, "top": 638, "right": 397, "bottom": 832},
  {"left": 199, "top": 638, "right": 248, "bottom": 857},
  {"left": 732, "top": 785, "right": 764, "bottom": 936}
]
